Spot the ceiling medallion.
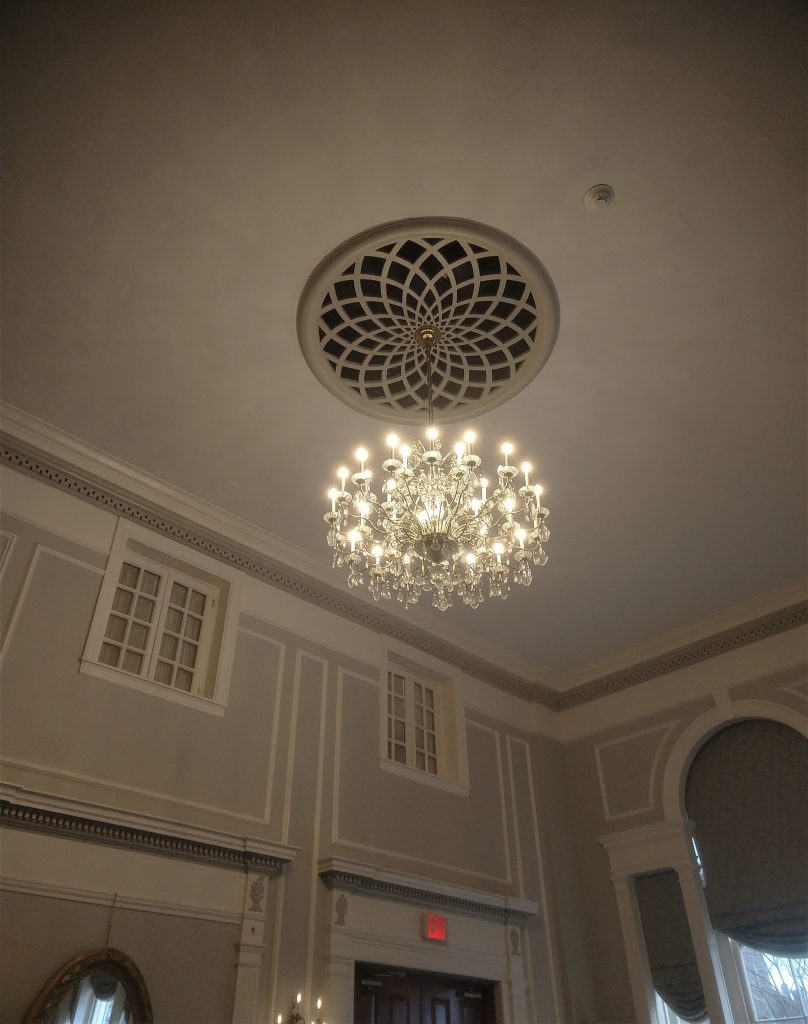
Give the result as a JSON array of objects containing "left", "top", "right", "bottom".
[
  {"left": 309, "top": 219, "right": 557, "bottom": 611},
  {"left": 297, "top": 217, "right": 559, "bottom": 423}
]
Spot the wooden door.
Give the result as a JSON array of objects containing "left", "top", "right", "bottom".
[{"left": 355, "top": 964, "right": 496, "bottom": 1024}]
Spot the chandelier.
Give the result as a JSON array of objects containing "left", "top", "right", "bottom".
[{"left": 324, "top": 326, "right": 550, "bottom": 611}]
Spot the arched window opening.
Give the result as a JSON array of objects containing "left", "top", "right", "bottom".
[
  {"left": 685, "top": 718, "right": 808, "bottom": 1024},
  {"left": 24, "top": 949, "right": 153, "bottom": 1024}
]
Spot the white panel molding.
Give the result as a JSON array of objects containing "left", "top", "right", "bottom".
[
  {"left": 505, "top": 737, "right": 525, "bottom": 899},
  {"left": 303, "top": 653, "right": 329, "bottom": 1017},
  {"left": 281, "top": 650, "right": 304, "bottom": 846},
  {"left": 0, "top": 543, "right": 103, "bottom": 667},
  {"left": 0, "top": 876, "right": 242, "bottom": 925},
  {"left": 779, "top": 675, "right": 808, "bottom": 706},
  {"left": 1, "top": 754, "right": 273, "bottom": 827},
  {"left": 661, "top": 699, "right": 808, "bottom": 821},
  {"left": 468, "top": 720, "right": 513, "bottom": 887},
  {"left": 0, "top": 528, "right": 17, "bottom": 580},
  {"left": 508, "top": 735, "right": 563, "bottom": 1024},
  {"left": 594, "top": 720, "right": 678, "bottom": 822}
]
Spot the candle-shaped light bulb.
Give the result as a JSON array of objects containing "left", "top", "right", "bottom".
[
  {"left": 534, "top": 484, "right": 544, "bottom": 504},
  {"left": 493, "top": 542, "right": 504, "bottom": 563},
  {"left": 503, "top": 497, "right": 515, "bottom": 515},
  {"left": 355, "top": 448, "right": 368, "bottom": 472},
  {"left": 463, "top": 430, "right": 476, "bottom": 452},
  {"left": 317, "top": 999, "right": 322, "bottom": 1011},
  {"left": 516, "top": 528, "right": 526, "bottom": 548},
  {"left": 372, "top": 544, "right": 383, "bottom": 564},
  {"left": 520, "top": 461, "right": 531, "bottom": 487},
  {"left": 338, "top": 466, "right": 348, "bottom": 490},
  {"left": 501, "top": 441, "right": 514, "bottom": 466},
  {"left": 453, "top": 441, "right": 465, "bottom": 458},
  {"left": 328, "top": 487, "right": 338, "bottom": 514},
  {"left": 466, "top": 552, "right": 477, "bottom": 565},
  {"left": 297, "top": 993, "right": 302, "bottom": 1005},
  {"left": 277, "top": 1016, "right": 282, "bottom": 1024},
  {"left": 400, "top": 444, "right": 410, "bottom": 468},
  {"left": 386, "top": 433, "right": 399, "bottom": 458},
  {"left": 480, "top": 476, "right": 488, "bottom": 501},
  {"left": 348, "top": 530, "right": 358, "bottom": 552}
]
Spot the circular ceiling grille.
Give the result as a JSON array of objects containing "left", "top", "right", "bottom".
[{"left": 297, "top": 218, "right": 559, "bottom": 423}]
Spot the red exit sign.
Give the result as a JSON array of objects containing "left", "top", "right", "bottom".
[{"left": 420, "top": 912, "right": 448, "bottom": 942}]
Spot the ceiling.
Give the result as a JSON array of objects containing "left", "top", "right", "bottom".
[{"left": 2, "top": 0, "right": 806, "bottom": 687}]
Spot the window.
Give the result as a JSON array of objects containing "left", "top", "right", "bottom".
[
  {"left": 97, "top": 558, "right": 214, "bottom": 696},
  {"left": 387, "top": 670, "right": 438, "bottom": 775},
  {"left": 379, "top": 652, "right": 470, "bottom": 797},
  {"left": 81, "top": 521, "right": 240, "bottom": 713},
  {"left": 736, "top": 945, "right": 808, "bottom": 1024}
]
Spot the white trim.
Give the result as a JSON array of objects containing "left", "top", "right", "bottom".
[
  {"left": 560, "top": 578, "right": 808, "bottom": 691},
  {"left": 0, "top": 544, "right": 103, "bottom": 667},
  {"left": 0, "top": 528, "right": 17, "bottom": 580},
  {"left": 1, "top": 754, "right": 271, "bottom": 826},
  {"left": 78, "top": 657, "right": 227, "bottom": 715},
  {"left": 468, "top": 720, "right": 513, "bottom": 888},
  {"left": 505, "top": 736, "right": 525, "bottom": 899},
  {"left": 303, "top": 652, "right": 329, "bottom": 1012},
  {"left": 281, "top": 649, "right": 303, "bottom": 846},
  {"left": 0, "top": 781, "right": 298, "bottom": 863},
  {"left": 594, "top": 721, "right": 678, "bottom": 822},
  {"left": 331, "top": 838, "right": 512, "bottom": 886},
  {"left": 319, "top": 856, "right": 539, "bottom": 917},
  {"left": 661, "top": 699, "right": 808, "bottom": 820},
  {"left": 377, "top": 757, "right": 470, "bottom": 796},
  {"left": 512, "top": 735, "right": 564, "bottom": 1024},
  {"left": 0, "top": 876, "right": 242, "bottom": 925},
  {"left": 779, "top": 674, "right": 808, "bottom": 705}
]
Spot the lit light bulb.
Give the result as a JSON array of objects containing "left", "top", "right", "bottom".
[
  {"left": 503, "top": 497, "right": 515, "bottom": 514},
  {"left": 355, "top": 448, "right": 368, "bottom": 473},
  {"left": 453, "top": 441, "right": 465, "bottom": 457},
  {"left": 338, "top": 466, "right": 348, "bottom": 490},
  {"left": 385, "top": 477, "right": 396, "bottom": 492},
  {"left": 480, "top": 477, "right": 488, "bottom": 501},
  {"left": 317, "top": 999, "right": 322, "bottom": 1011},
  {"left": 386, "top": 433, "right": 399, "bottom": 449},
  {"left": 348, "top": 530, "right": 359, "bottom": 551},
  {"left": 417, "top": 509, "right": 429, "bottom": 525},
  {"left": 520, "top": 461, "right": 531, "bottom": 487},
  {"left": 501, "top": 442, "right": 514, "bottom": 456},
  {"left": 328, "top": 488, "right": 338, "bottom": 513},
  {"left": 426, "top": 426, "right": 439, "bottom": 442},
  {"left": 534, "top": 483, "right": 544, "bottom": 502},
  {"left": 277, "top": 1016, "right": 282, "bottom": 1024},
  {"left": 516, "top": 528, "right": 526, "bottom": 548},
  {"left": 372, "top": 544, "right": 383, "bottom": 560},
  {"left": 463, "top": 430, "right": 476, "bottom": 445},
  {"left": 357, "top": 501, "right": 370, "bottom": 517},
  {"left": 297, "top": 994, "right": 302, "bottom": 1005},
  {"left": 466, "top": 552, "right": 477, "bottom": 564},
  {"left": 400, "top": 443, "right": 411, "bottom": 468}
]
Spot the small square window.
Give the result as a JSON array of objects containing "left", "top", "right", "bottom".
[
  {"left": 386, "top": 671, "right": 439, "bottom": 776},
  {"left": 81, "top": 522, "right": 241, "bottom": 713}
]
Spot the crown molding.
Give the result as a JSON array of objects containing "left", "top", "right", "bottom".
[
  {"left": 319, "top": 856, "right": 539, "bottom": 920},
  {"left": 1, "top": 406, "right": 805, "bottom": 713}
]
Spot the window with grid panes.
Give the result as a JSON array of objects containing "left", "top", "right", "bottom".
[
  {"left": 386, "top": 671, "right": 438, "bottom": 775},
  {"left": 98, "top": 559, "right": 213, "bottom": 696}
]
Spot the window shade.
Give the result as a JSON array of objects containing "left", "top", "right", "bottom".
[
  {"left": 685, "top": 719, "right": 808, "bottom": 956},
  {"left": 636, "top": 870, "right": 708, "bottom": 1023}
]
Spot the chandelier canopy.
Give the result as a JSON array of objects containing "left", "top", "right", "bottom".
[{"left": 324, "top": 327, "right": 549, "bottom": 611}]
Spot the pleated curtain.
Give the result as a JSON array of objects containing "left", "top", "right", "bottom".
[
  {"left": 685, "top": 719, "right": 808, "bottom": 956},
  {"left": 636, "top": 870, "right": 708, "bottom": 1022}
]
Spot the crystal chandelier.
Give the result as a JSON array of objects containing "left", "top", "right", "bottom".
[{"left": 323, "top": 327, "right": 550, "bottom": 611}]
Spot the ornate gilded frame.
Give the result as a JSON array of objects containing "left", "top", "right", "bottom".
[{"left": 24, "top": 948, "right": 153, "bottom": 1024}]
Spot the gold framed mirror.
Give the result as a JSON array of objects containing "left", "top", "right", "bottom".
[{"left": 24, "top": 948, "right": 153, "bottom": 1024}]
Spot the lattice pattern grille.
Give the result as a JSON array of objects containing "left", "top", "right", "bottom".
[{"left": 298, "top": 220, "right": 559, "bottom": 423}]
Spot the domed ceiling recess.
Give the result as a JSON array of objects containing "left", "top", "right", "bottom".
[{"left": 297, "top": 217, "right": 560, "bottom": 424}]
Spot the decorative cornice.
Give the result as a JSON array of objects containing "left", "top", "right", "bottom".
[
  {"left": 319, "top": 858, "right": 538, "bottom": 921},
  {"left": 0, "top": 800, "right": 291, "bottom": 873},
  {"left": 554, "top": 602, "right": 808, "bottom": 710},
  {"left": 2, "top": 433, "right": 806, "bottom": 711}
]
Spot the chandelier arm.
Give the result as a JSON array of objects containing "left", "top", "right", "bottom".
[{"left": 441, "top": 469, "right": 473, "bottom": 536}]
